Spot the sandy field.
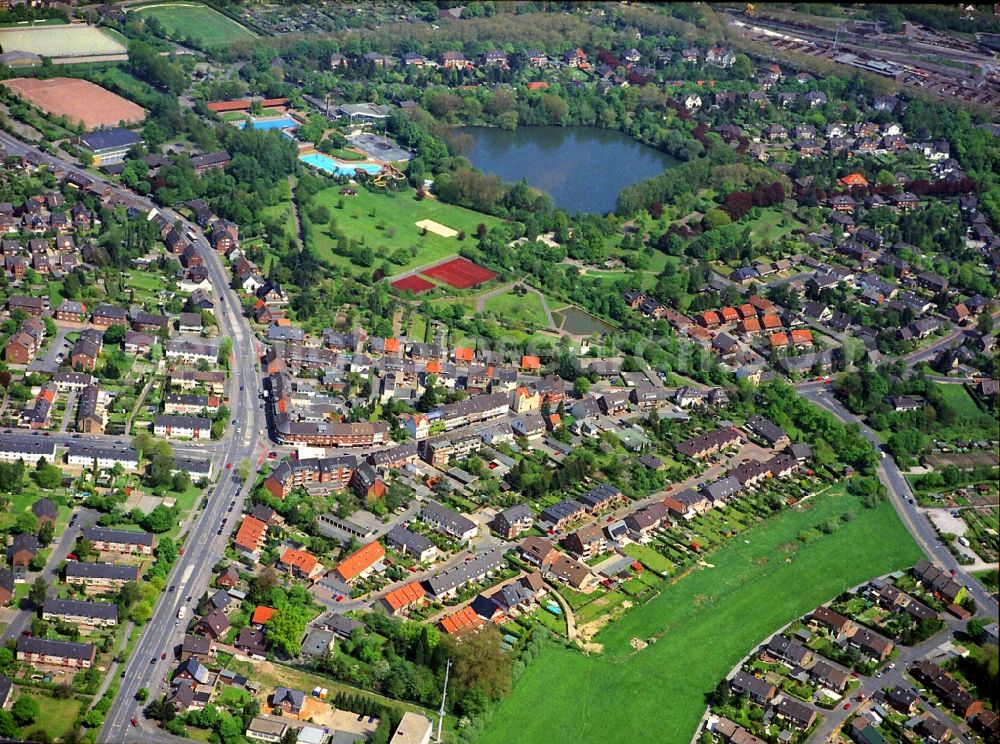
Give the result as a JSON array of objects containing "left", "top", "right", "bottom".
[
  {"left": 415, "top": 219, "right": 458, "bottom": 238},
  {"left": 3, "top": 77, "right": 145, "bottom": 129}
]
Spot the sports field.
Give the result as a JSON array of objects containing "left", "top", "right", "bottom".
[
  {"left": 0, "top": 24, "right": 125, "bottom": 59},
  {"left": 132, "top": 3, "right": 256, "bottom": 46},
  {"left": 481, "top": 490, "right": 922, "bottom": 744},
  {"left": 391, "top": 275, "right": 436, "bottom": 294},
  {"left": 310, "top": 187, "right": 500, "bottom": 273},
  {"left": 3, "top": 78, "right": 146, "bottom": 129},
  {"left": 421, "top": 256, "right": 497, "bottom": 289}
]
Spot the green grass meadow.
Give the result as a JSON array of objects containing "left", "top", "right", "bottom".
[
  {"left": 480, "top": 490, "right": 922, "bottom": 744},
  {"left": 311, "top": 188, "right": 501, "bottom": 274},
  {"left": 132, "top": 3, "right": 256, "bottom": 46},
  {"left": 483, "top": 290, "right": 550, "bottom": 328}
]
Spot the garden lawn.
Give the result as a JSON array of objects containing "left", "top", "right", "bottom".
[
  {"left": 133, "top": 3, "right": 256, "bottom": 46},
  {"left": 934, "top": 383, "right": 995, "bottom": 437},
  {"left": 622, "top": 543, "right": 674, "bottom": 574},
  {"left": 21, "top": 694, "right": 82, "bottom": 742},
  {"left": 483, "top": 290, "right": 550, "bottom": 328},
  {"left": 480, "top": 491, "right": 921, "bottom": 744},
  {"left": 311, "top": 188, "right": 500, "bottom": 274}
]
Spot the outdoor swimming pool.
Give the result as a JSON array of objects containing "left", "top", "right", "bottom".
[
  {"left": 238, "top": 117, "right": 299, "bottom": 131},
  {"left": 299, "top": 152, "right": 383, "bottom": 176}
]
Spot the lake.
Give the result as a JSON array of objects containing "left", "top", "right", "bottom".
[{"left": 460, "top": 126, "right": 680, "bottom": 214}]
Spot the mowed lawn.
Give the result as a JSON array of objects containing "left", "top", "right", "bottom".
[
  {"left": 21, "top": 694, "right": 82, "bottom": 742},
  {"left": 312, "top": 188, "right": 501, "bottom": 273},
  {"left": 133, "top": 3, "right": 256, "bottom": 46},
  {"left": 481, "top": 491, "right": 922, "bottom": 744},
  {"left": 483, "top": 290, "right": 550, "bottom": 328}
]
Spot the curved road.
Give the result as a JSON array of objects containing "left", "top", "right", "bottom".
[{"left": 800, "top": 387, "right": 996, "bottom": 614}]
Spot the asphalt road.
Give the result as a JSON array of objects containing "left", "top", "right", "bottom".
[
  {"left": 100, "top": 214, "right": 266, "bottom": 741},
  {"left": 0, "top": 131, "right": 268, "bottom": 742},
  {"left": 800, "top": 387, "right": 996, "bottom": 615}
]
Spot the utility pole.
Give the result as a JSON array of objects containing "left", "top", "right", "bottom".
[{"left": 436, "top": 658, "right": 451, "bottom": 743}]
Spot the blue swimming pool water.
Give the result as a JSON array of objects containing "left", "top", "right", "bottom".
[
  {"left": 299, "top": 152, "right": 383, "bottom": 176},
  {"left": 236, "top": 117, "right": 299, "bottom": 131}
]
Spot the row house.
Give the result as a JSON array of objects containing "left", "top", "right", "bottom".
[
  {"left": 163, "top": 393, "right": 220, "bottom": 416},
  {"left": 82, "top": 527, "right": 154, "bottom": 555},
  {"left": 42, "top": 598, "right": 118, "bottom": 628},
  {"left": 675, "top": 427, "right": 742, "bottom": 459},
  {"left": 65, "top": 562, "right": 140, "bottom": 593},
  {"left": 154, "top": 415, "right": 212, "bottom": 440},
  {"left": 418, "top": 431, "right": 482, "bottom": 467},
  {"left": 17, "top": 636, "right": 96, "bottom": 669}
]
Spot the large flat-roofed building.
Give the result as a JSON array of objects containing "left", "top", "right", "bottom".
[
  {"left": 78, "top": 128, "right": 143, "bottom": 165},
  {"left": 335, "top": 102, "right": 391, "bottom": 124}
]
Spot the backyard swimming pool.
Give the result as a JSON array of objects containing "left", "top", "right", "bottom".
[{"left": 299, "top": 152, "right": 383, "bottom": 176}]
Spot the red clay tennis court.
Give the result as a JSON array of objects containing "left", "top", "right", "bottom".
[
  {"left": 391, "top": 275, "right": 436, "bottom": 294},
  {"left": 421, "top": 257, "right": 497, "bottom": 289}
]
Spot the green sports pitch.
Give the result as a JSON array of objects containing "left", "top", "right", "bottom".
[{"left": 131, "top": 2, "right": 256, "bottom": 47}]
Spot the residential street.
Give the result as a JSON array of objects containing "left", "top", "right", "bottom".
[{"left": 0, "top": 507, "right": 102, "bottom": 644}]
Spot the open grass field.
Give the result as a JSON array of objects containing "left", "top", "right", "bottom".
[
  {"left": 20, "top": 694, "right": 82, "bottom": 742},
  {"left": 483, "top": 290, "right": 549, "bottom": 328},
  {"left": 131, "top": 3, "right": 256, "bottom": 47},
  {"left": 311, "top": 188, "right": 501, "bottom": 274},
  {"left": 0, "top": 24, "right": 125, "bottom": 59},
  {"left": 480, "top": 491, "right": 922, "bottom": 744},
  {"left": 742, "top": 206, "right": 805, "bottom": 242},
  {"left": 4, "top": 77, "right": 146, "bottom": 129}
]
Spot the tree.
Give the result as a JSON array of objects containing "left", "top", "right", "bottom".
[
  {"left": 13, "top": 512, "right": 37, "bottom": 535},
  {"left": 449, "top": 625, "right": 511, "bottom": 701},
  {"left": 102, "top": 324, "right": 127, "bottom": 346},
  {"left": 0, "top": 711, "right": 16, "bottom": 739},
  {"left": 31, "top": 459, "right": 62, "bottom": 489},
  {"left": 11, "top": 697, "right": 39, "bottom": 727},
  {"left": 265, "top": 608, "right": 306, "bottom": 657},
  {"left": 573, "top": 377, "right": 591, "bottom": 397},
  {"left": 37, "top": 521, "right": 54, "bottom": 548},
  {"left": 148, "top": 452, "right": 175, "bottom": 488},
  {"left": 28, "top": 577, "right": 47, "bottom": 607}
]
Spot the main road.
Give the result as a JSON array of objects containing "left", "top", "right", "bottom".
[{"left": 0, "top": 131, "right": 267, "bottom": 742}]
